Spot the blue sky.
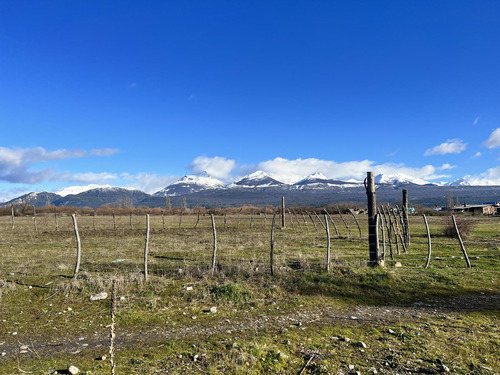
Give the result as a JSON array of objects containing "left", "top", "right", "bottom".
[{"left": 1, "top": 1, "right": 500, "bottom": 200}]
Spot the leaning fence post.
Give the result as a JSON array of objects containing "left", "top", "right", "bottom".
[
  {"left": 323, "top": 209, "right": 339, "bottom": 237},
  {"left": 337, "top": 205, "right": 351, "bottom": 238},
  {"left": 71, "top": 214, "right": 81, "bottom": 278},
  {"left": 287, "top": 208, "right": 295, "bottom": 229},
  {"left": 314, "top": 211, "right": 326, "bottom": 230},
  {"left": 301, "top": 212, "right": 310, "bottom": 231},
  {"left": 451, "top": 215, "right": 471, "bottom": 268},
  {"left": 270, "top": 213, "right": 277, "bottom": 276},
  {"left": 379, "top": 211, "right": 386, "bottom": 261},
  {"left": 144, "top": 214, "right": 150, "bottom": 281},
  {"left": 307, "top": 211, "right": 319, "bottom": 232},
  {"left": 423, "top": 214, "right": 432, "bottom": 268},
  {"left": 348, "top": 209, "right": 362, "bottom": 239},
  {"left": 325, "top": 214, "right": 330, "bottom": 272},
  {"left": 211, "top": 214, "right": 217, "bottom": 272}
]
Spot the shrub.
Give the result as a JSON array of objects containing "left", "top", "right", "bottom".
[{"left": 442, "top": 216, "right": 475, "bottom": 238}]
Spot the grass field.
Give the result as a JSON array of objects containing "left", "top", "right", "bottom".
[{"left": 0, "top": 212, "right": 498, "bottom": 374}]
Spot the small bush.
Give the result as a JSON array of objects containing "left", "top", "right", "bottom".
[{"left": 442, "top": 216, "right": 475, "bottom": 238}]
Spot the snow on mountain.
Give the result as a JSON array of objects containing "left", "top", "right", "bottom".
[
  {"left": 374, "top": 174, "right": 430, "bottom": 186},
  {"left": 230, "top": 171, "right": 285, "bottom": 188},
  {"left": 443, "top": 178, "right": 472, "bottom": 187},
  {"left": 154, "top": 172, "right": 225, "bottom": 196},
  {"left": 55, "top": 184, "right": 114, "bottom": 197},
  {"left": 294, "top": 172, "right": 362, "bottom": 189}
]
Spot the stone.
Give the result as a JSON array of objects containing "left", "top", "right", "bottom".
[
  {"left": 19, "top": 345, "right": 28, "bottom": 350},
  {"left": 357, "top": 342, "right": 367, "bottom": 348},
  {"left": 343, "top": 337, "right": 351, "bottom": 343},
  {"left": 438, "top": 364, "right": 450, "bottom": 372},
  {"left": 368, "top": 367, "right": 378, "bottom": 374},
  {"left": 1, "top": 352, "right": 6, "bottom": 356},
  {"left": 395, "top": 262, "right": 402, "bottom": 267},
  {"left": 388, "top": 329, "right": 395, "bottom": 334},
  {"left": 348, "top": 364, "right": 355, "bottom": 370},
  {"left": 278, "top": 352, "right": 289, "bottom": 360},
  {"left": 119, "top": 296, "right": 126, "bottom": 301},
  {"left": 185, "top": 286, "right": 193, "bottom": 291},
  {"left": 90, "top": 292, "right": 108, "bottom": 301},
  {"left": 209, "top": 306, "right": 217, "bottom": 313},
  {"left": 68, "top": 366, "right": 80, "bottom": 374}
]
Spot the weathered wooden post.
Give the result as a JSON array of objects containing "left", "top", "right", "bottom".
[
  {"left": 402, "top": 189, "right": 410, "bottom": 245},
  {"left": 11, "top": 205, "right": 14, "bottom": 231},
  {"left": 365, "top": 172, "right": 379, "bottom": 266},
  {"left": 307, "top": 211, "right": 319, "bottom": 232},
  {"left": 250, "top": 208, "right": 254, "bottom": 229},
  {"left": 129, "top": 213, "right": 133, "bottom": 230},
  {"left": 287, "top": 208, "right": 295, "bottom": 229},
  {"left": 423, "top": 215, "right": 432, "bottom": 268},
  {"left": 162, "top": 210, "right": 165, "bottom": 229},
  {"left": 323, "top": 209, "right": 340, "bottom": 237},
  {"left": 54, "top": 206, "right": 59, "bottom": 231},
  {"left": 71, "top": 214, "right": 81, "bottom": 278},
  {"left": 348, "top": 209, "right": 362, "bottom": 239},
  {"left": 301, "top": 212, "right": 310, "bottom": 231},
  {"left": 452, "top": 215, "right": 471, "bottom": 268},
  {"left": 337, "top": 205, "right": 351, "bottom": 238},
  {"left": 270, "top": 213, "right": 277, "bottom": 276},
  {"left": 324, "top": 214, "right": 330, "bottom": 272},
  {"left": 178, "top": 210, "right": 183, "bottom": 228},
  {"left": 379, "top": 211, "right": 386, "bottom": 261},
  {"left": 210, "top": 214, "right": 217, "bottom": 272},
  {"left": 224, "top": 209, "right": 227, "bottom": 229},
  {"left": 281, "top": 196, "right": 285, "bottom": 228},
  {"left": 144, "top": 214, "right": 150, "bottom": 281}
]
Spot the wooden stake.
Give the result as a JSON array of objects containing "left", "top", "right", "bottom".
[
  {"left": 71, "top": 214, "right": 81, "bottom": 278},
  {"left": 270, "top": 213, "right": 276, "bottom": 276},
  {"left": 93, "top": 211, "right": 96, "bottom": 231},
  {"left": 224, "top": 210, "right": 227, "bottom": 229},
  {"left": 287, "top": 208, "right": 295, "bottom": 229},
  {"left": 292, "top": 209, "right": 302, "bottom": 229},
  {"left": 348, "top": 209, "right": 362, "bottom": 239},
  {"left": 162, "top": 210, "right": 165, "bottom": 229},
  {"left": 365, "top": 172, "right": 379, "bottom": 266},
  {"left": 336, "top": 205, "right": 351, "bottom": 238},
  {"left": 194, "top": 211, "right": 200, "bottom": 229},
  {"left": 451, "top": 215, "right": 471, "bottom": 268},
  {"left": 11, "top": 205, "right": 14, "bottom": 231},
  {"left": 379, "top": 211, "right": 386, "bottom": 261},
  {"left": 112, "top": 211, "right": 116, "bottom": 230},
  {"left": 210, "top": 214, "right": 217, "bottom": 272},
  {"left": 178, "top": 210, "right": 183, "bottom": 229},
  {"left": 423, "top": 215, "right": 432, "bottom": 269},
  {"left": 307, "top": 211, "right": 319, "bottom": 232},
  {"left": 55, "top": 206, "right": 59, "bottom": 231},
  {"left": 323, "top": 209, "right": 339, "bottom": 237},
  {"left": 250, "top": 208, "right": 254, "bottom": 229},
  {"left": 325, "top": 214, "right": 330, "bottom": 272},
  {"left": 281, "top": 196, "right": 285, "bottom": 228},
  {"left": 144, "top": 214, "right": 150, "bottom": 281},
  {"left": 130, "top": 213, "right": 133, "bottom": 230},
  {"left": 313, "top": 211, "right": 326, "bottom": 230},
  {"left": 301, "top": 212, "right": 310, "bottom": 231}
]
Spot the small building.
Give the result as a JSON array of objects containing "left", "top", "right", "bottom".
[{"left": 451, "top": 204, "right": 497, "bottom": 215}]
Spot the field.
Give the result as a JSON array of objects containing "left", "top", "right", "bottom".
[{"left": 0, "top": 211, "right": 499, "bottom": 374}]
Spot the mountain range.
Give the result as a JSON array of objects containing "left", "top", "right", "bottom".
[{"left": 3, "top": 171, "right": 500, "bottom": 208}]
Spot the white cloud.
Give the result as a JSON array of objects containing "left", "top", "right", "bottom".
[
  {"left": 424, "top": 139, "right": 467, "bottom": 156},
  {"left": 121, "top": 172, "right": 180, "bottom": 194},
  {"left": 463, "top": 166, "right": 500, "bottom": 185},
  {"left": 483, "top": 128, "right": 500, "bottom": 148},
  {"left": 68, "top": 172, "right": 118, "bottom": 183},
  {"left": 0, "top": 146, "right": 119, "bottom": 184},
  {"left": 188, "top": 156, "right": 236, "bottom": 180},
  {"left": 473, "top": 117, "right": 479, "bottom": 125},
  {"left": 473, "top": 152, "right": 482, "bottom": 158},
  {"left": 255, "top": 157, "right": 453, "bottom": 183}
]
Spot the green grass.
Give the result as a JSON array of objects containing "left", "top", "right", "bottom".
[{"left": 0, "top": 213, "right": 498, "bottom": 374}]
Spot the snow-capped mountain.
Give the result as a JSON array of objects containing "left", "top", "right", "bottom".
[
  {"left": 154, "top": 172, "right": 225, "bottom": 196},
  {"left": 230, "top": 171, "right": 285, "bottom": 188},
  {"left": 56, "top": 184, "right": 114, "bottom": 197},
  {"left": 374, "top": 174, "right": 431, "bottom": 186},
  {"left": 294, "top": 172, "right": 362, "bottom": 189},
  {"left": 440, "top": 178, "right": 472, "bottom": 187}
]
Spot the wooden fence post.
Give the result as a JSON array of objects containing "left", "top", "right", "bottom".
[
  {"left": 325, "top": 215, "right": 330, "bottom": 272},
  {"left": 287, "top": 208, "right": 295, "bottom": 229},
  {"left": 55, "top": 206, "right": 59, "bottom": 231},
  {"left": 307, "top": 212, "right": 319, "bottom": 232},
  {"left": 270, "top": 213, "right": 277, "bottom": 276},
  {"left": 211, "top": 214, "right": 217, "bottom": 272},
  {"left": 365, "top": 172, "right": 379, "bottom": 266},
  {"left": 337, "top": 205, "right": 351, "bottom": 238},
  {"left": 281, "top": 196, "right": 285, "bottom": 229},
  {"left": 93, "top": 211, "right": 96, "bottom": 231},
  {"left": 313, "top": 211, "right": 326, "bottom": 230},
  {"left": 178, "top": 210, "right": 183, "bottom": 229},
  {"left": 112, "top": 211, "right": 116, "bottom": 230},
  {"left": 348, "top": 209, "right": 362, "bottom": 239},
  {"left": 71, "top": 214, "right": 81, "bottom": 278},
  {"left": 11, "top": 205, "right": 14, "bottom": 231},
  {"left": 451, "top": 215, "right": 471, "bottom": 268},
  {"left": 379, "top": 212, "right": 386, "bottom": 261},
  {"left": 301, "top": 212, "right": 310, "bottom": 231},
  {"left": 250, "top": 208, "right": 254, "bottom": 229},
  {"left": 130, "top": 213, "right": 133, "bottom": 230},
  {"left": 423, "top": 215, "right": 432, "bottom": 268},
  {"left": 162, "top": 210, "right": 165, "bottom": 229},
  {"left": 402, "top": 189, "right": 410, "bottom": 245},
  {"left": 224, "top": 209, "right": 227, "bottom": 229},
  {"left": 144, "top": 214, "right": 150, "bottom": 281},
  {"left": 323, "top": 209, "right": 340, "bottom": 237}
]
